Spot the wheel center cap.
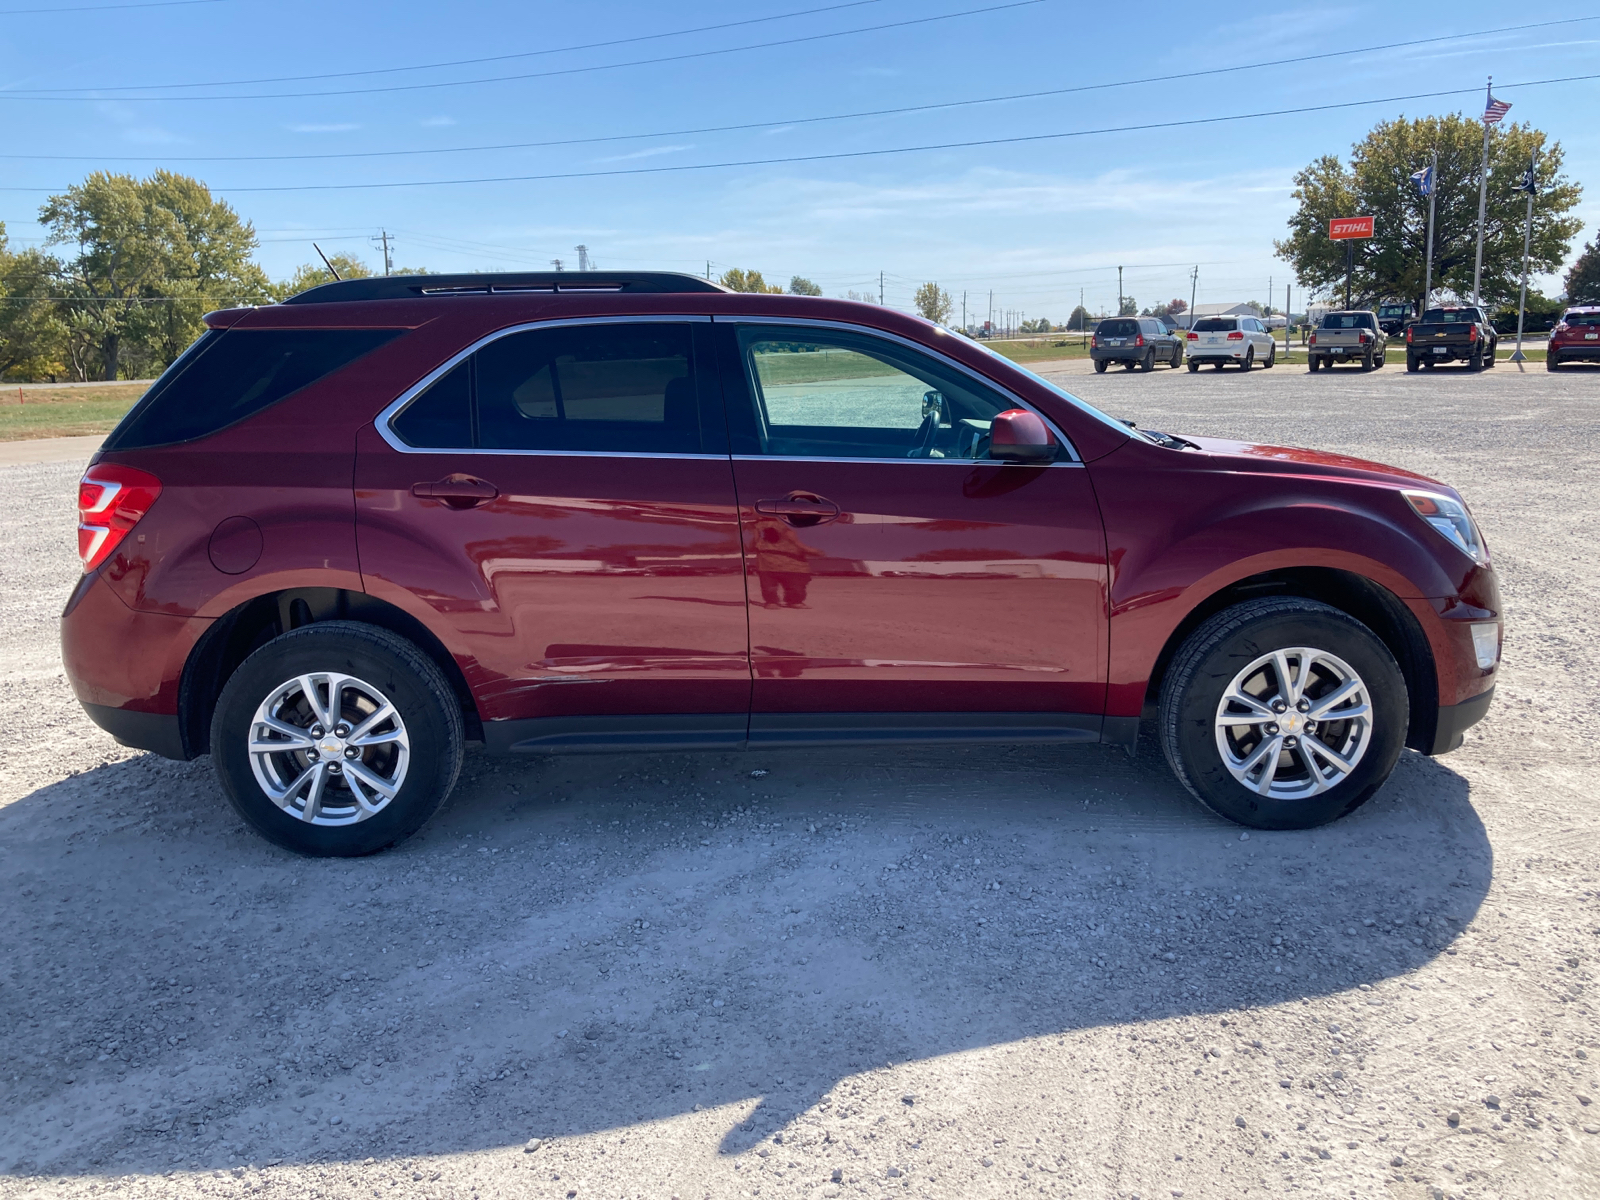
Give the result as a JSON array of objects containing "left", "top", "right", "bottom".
[
  {"left": 318, "top": 735, "right": 345, "bottom": 758},
  {"left": 1280, "top": 712, "right": 1304, "bottom": 735}
]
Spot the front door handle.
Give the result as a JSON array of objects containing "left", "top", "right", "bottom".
[
  {"left": 412, "top": 474, "right": 499, "bottom": 510},
  {"left": 755, "top": 492, "right": 840, "bottom": 527}
]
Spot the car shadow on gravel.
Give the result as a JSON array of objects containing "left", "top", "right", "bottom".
[{"left": 0, "top": 737, "right": 1489, "bottom": 1176}]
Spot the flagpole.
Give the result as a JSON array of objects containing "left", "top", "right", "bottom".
[
  {"left": 1422, "top": 146, "right": 1438, "bottom": 311},
  {"left": 1472, "top": 76, "right": 1492, "bottom": 307},
  {"left": 1511, "top": 146, "right": 1538, "bottom": 368}
]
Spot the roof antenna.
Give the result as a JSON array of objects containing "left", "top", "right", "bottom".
[{"left": 313, "top": 243, "right": 341, "bottom": 281}]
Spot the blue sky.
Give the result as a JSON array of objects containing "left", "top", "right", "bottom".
[{"left": 1, "top": 0, "right": 1595, "bottom": 320}]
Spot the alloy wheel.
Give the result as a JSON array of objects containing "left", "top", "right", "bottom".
[
  {"left": 247, "top": 672, "right": 411, "bottom": 825},
  {"left": 1213, "top": 647, "right": 1373, "bottom": 800}
]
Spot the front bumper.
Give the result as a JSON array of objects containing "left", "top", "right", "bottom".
[{"left": 1429, "top": 686, "right": 1495, "bottom": 754}]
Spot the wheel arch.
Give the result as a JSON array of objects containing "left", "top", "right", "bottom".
[
  {"left": 1141, "top": 566, "right": 1439, "bottom": 753},
  {"left": 177, "top": 587, "right": 481, "bottom": 759}
]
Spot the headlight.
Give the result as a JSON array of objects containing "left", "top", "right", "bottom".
[{"left": 1402, "top": 490, "right": 1488, "bottom": 564}]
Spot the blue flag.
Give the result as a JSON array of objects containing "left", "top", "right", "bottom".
[{"left": 1410, "top": 165, "right": 1433, "bottom": 196}]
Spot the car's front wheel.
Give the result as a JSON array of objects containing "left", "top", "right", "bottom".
[
  {"left": 211, "top": 622, "right": 464, "bottom": 856},
  {"left": 1159, "top": 597, "right": 1407, "bottom": 830}
]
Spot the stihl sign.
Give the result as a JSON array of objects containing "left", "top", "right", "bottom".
[{"left": 1328, "top": 216, "right": 1375, "bottom": 240}]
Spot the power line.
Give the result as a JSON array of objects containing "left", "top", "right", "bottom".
[
  {"left": 7, "top": 72, "right": 1584, "bottom": 195},
  {"left": 0, "top": 0, "right": 1045, "bottom": 101},
  {"left": 7, "top": 14, "right": 1586, "bottom": 162}
]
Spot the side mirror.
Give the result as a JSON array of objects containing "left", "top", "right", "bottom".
[{"left": 989, "top": 409, "right": 1058, "bottom": 463}]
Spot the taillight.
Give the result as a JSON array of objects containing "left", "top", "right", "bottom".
[
  {"left": 1468, "top": 325, "right": 1479, "bottom": 342},
  {"left": 1226, "top": 331, "right": 1244, "bottom": 340},
  {"left": 1405, "top": 326, "right": 1413, "bottom": 343},
  {"left": 1090, "top": 334, "right": 1097, "bottom": 349},
  {"left": 1135, "top": 334, "right": 1144, "bottom": 348},
  {"left": 1309, "top": 333, "right": 1317, "bottom": 345},
  {"left": 1186, "top": 332, "right": 1198, "bottom": 340},
  {"left": 77, "top": 463, "right": 161, "bottom": 572},
  {"left": 1358, "top": 331, "right": 1372, "bottom": 344}
]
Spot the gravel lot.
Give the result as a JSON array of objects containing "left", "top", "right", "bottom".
[{"left": 1, "top": 360, "right": 1596, "bottom": 1200}]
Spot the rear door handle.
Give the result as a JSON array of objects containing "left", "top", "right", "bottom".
[
  {"left": 754, "top": 492, "right": 840, "bottom": 526},
  {"left": 412, "top": 474, "right": 499, "bottom": 509}
]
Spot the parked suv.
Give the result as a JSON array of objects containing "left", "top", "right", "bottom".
[
  {"left": 1547, "top": 306, "right": 1600, "bottom": 370},
  {"left": 1185, "top": 315, "right": 1277, "bottom": 370},
  {"left": 64, "top": 272, "right": 1501, "bottom": 855},
  {"left": 1090, "top": 317, "right": 1183, "bottom": 372}
]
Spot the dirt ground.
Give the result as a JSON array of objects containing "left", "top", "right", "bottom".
[{"left": 1, "top": 358, "right": 1596, "bottom": 1200}]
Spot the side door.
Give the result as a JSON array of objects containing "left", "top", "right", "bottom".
[
  {"left": 713, "top": 319, "right": 1108, "bottom": 745},
  {"left": 355, "top": 316, "right": 752, "bottom": 752}
]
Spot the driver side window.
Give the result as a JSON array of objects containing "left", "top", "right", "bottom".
[{"left": 731, "top": 326, "right": 1023, "bottom": 461}]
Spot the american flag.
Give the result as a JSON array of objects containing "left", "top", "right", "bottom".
[{"left": 1484, "top": 94, "right": 1512, "bottom": 124}]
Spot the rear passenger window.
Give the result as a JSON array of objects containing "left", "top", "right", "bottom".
[
  {"left": 390, "top": 322, "right": 705, "bottom": 454},
  {"left": 106, "top": 327, "right": 404, "bottom": 451}
]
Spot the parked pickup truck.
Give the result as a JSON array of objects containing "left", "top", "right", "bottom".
[
  {"left": 1307, "top": 310, "right": 1387, "bottom": 371},
  {"left": 1404, "top": 306, "right": 1499, "bottom": 371}
]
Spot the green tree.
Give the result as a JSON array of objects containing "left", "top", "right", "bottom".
[
  {"left": 0, "top": 223, "right": 68, "bottom": 380},
  {"left": 1065, "top": 304, "right": 1090, "bottom": 331},
  {"left": 719, "top": 267, "right": 783, "bottom": 293},
  {"left": 1275, "top": 115, "right": 1582, "bottom": 310},
  {"left": 913, "top": 282, "right": 952, "bottom": 325},
  {"left": 787, "top": 275, "right": 822, "bottom": 296},
  {"left": 1118, "top": 296, "right": 1137, "bottom": 316},
  {"left": 274, "top": 254, "right": 375, "bottom": 300},
  {"left": 1567, "top": 241, "right": 1600, "bottom": 304},
  {"left": 41, "top": 171, "right": 269, "bottom": 380}
]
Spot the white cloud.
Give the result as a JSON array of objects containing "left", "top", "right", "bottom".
[
  {"left": 597, "top": 143, "right": 694, "bottom": 163},
  {"left": 288, "top": 122, "right": 361, "bottom": 134}
]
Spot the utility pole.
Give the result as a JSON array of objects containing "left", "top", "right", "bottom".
[
  {"left": 1421, "top": 145, "right": 1438, "bottom": 311},
  {"left": 1511, "top": 146, "right": 1539, "bottom": 367},
  {"left": 705, "top": 260, "right": 711, "bottom": 281},
  {"left": 1188, "top": 265, "right": 1199, "bottom": 331},
  {"left": 373, "top": 230, "right": 394, "bottom": 276},
  {"left": 575, "top": 245, "right": 590, "bottom": 272},
  {"left": 1284, "top": 282, "right": 1291, "bottom": 363},
  {"left": 879, "top": 271, "right": 884, "bottom": 305},
  {"left": 1117, "top": 266, "right": 1123, "bottom": 317},
  {"left": 987, "top": 290, "right": 992, "bottom": 335},
  {"left": 1080, "top": 286, "right": 1086, "bottom": 347},
  {"left": 961, "top": 290, "right": 967, "bottom": 334}
]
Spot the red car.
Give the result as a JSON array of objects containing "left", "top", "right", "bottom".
[
  {"left": 62, "top": 272, "right": 1501, "bottom": 856},
  {"left": 1547, "top": 305, "right": 1600, "bottom": 369}
]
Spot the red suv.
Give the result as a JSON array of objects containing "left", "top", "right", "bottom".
[
  {"left": 62, "top": 272, "right": 1501, "bottom": 855},
  {"left": 1547, "top": 305, "right": 1600, "bottom": 369}
]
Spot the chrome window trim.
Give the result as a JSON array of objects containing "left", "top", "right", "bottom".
[
  {"left": 373, "top": 314, "right": 712, "bottom": 456},
  {"left": 730, "top": 454, "right": 1083, "bottom": 469},
  {"left": 713, "top": 315, "right": 1082, "bottom": 463}
]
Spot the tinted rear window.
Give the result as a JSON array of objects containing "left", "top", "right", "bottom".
[
  {"left": 1319, "top": 313, "right": 1375, "bottom": 330},
  {"left": 1563, "top": 311, "right": 1600, "bottom": 327},
  {"left": 1421, "top": 308, "right": 1479, "bottom": 324},
  {"left": 105, "top": 327, "right": 404, "bottom": 451},
  {"left": 1096, "top": 319, "right": 1139, "bottom": 337},
  {"left": 1193, "top": 319, "right": 1236, "bottom": 332}
]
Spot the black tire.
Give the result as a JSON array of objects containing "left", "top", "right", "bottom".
[
  {"left": 1171, "top": 347, "right": 1183, "bottom": 368},
  {"left": 1093, "top": 358, "right": 1108, "bottom": 374},
  {"left": 1468, "top": 349, "right": 1483, "bottom": 371},
  {"left": 1375, "top": 348, "right": 1386, "bottom": 368},
  {"left": 1360, "top": 350, "right": 1374, "bottom": 371},
  {"left": 1158, "top": 597, "right": 1407, "bottom": 831},
  {"left": 1406, "top": 354, "right": 1418, "bottom": 372},
  {"left": 1187, "top": 360, "right": 1199, "bottom": 373},
  {"left": 1547, "top": 354, "right": 1560, "bottom": 371},
  {"left": 1139, "top": 350, "right": 1155, "bottom": 372},
  {"left": 211, "top": 622, "right": 464, "bottom": 856},
  {"left": 1239, "top": 348, "right": 1254, "bottom": 372},
  {"left": 1486, "top": 340, "right": 1498, "bottom": 366},
  {"left": 1264, "top": 344, "right": 1276, "bottom": 368},
  {"left": 1308, "top": 356, "right": 1320, "bottom": 373}
]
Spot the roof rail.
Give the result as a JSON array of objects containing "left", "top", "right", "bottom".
[{"left": 281, "top": 270, "right": 729, "bottom": 305}]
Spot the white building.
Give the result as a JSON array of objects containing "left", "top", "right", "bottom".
[{"left": 1173, "top": 302, "right": 1262, "bottom": 330}]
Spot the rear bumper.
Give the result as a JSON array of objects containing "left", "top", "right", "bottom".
[
  {"left": 1550, "top": 344, "right": 1600, "bottom": 361},
  {"left": 82, "top": 702, "right": 188, "bottom": 759},
  {"left": 1091, "top": 348, "right": 1149, "bottom": 362},
  {"left": 1428, "top": 686, "right": 1495, "bottom": 755}
]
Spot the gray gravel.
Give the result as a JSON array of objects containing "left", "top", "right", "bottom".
[{"left": 1, "top": 361, "right": 1597, "bottom": 1200}]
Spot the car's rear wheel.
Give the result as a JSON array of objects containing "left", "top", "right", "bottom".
[
  {"left": 1308, "top": 356, "right": 1319, "bottom": 373},
  {"left": 1239, "top": 348, "right": 1254, "bottom": 371},
  {"left": 1093, "top": 358, "right": 1107, "bottom": 373},
  {"left": 1159, "top": 597, "right": 1407, "bottom": 830},
  {"left": 1468, "top": 349, "right": 1484, "bottom": 371},
  {"left": 1187, "top": 360, "right": 1199, "bottom": 372},
  {"left": 1547, "top": 353, "right": 1561, "bottom": 371},
  {"left": 1406, "top": 354, "right": 1418, "bottom": 372},
  {"left": 1140, "top": 350, "right": 1155, "bottom": 372},
  {"left": 211, "top": 622, "right": 464, "bottom": 856}
]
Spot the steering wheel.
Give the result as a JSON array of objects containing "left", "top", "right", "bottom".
[{"left": 906, "top": 389, "right": 948, "bottom": 458}]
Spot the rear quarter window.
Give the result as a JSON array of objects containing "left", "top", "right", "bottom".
[{"left": 104, "top": 327, "right": 404, "bottom": 451}]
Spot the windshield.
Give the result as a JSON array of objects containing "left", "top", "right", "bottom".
[
  {"left": 1193, "top": 318, "right": 1236, "bottom": 332},
  {"left": 1319, "top": 313, "right": 1375, "bottom": 330},
  {"left": 966, "top": 339, "right": 1154, "bottom": 445}
]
